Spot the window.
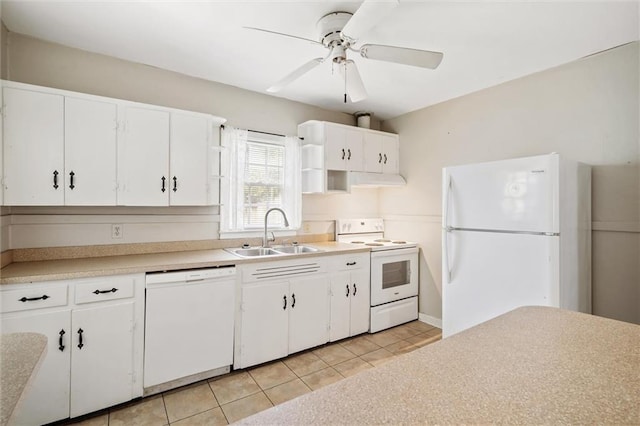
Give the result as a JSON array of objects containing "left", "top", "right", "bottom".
[{"left": 220, "top": 127, "right": 301, "bottom": 235}]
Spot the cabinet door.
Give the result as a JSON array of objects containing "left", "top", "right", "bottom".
[
  {"left": 65, "top": 97, "right": 118, "bottom": 205},
  {"left": 2, "top": 309, "right": 71, "bottom": 425},
  {"left": 362, "top": 133, "right": 383, "bottom": 173},
  {"left": 324, "top": 124, "right": 347, "bottom": 171},
  {"left": 344, "top": 128, "right": 364, "bottom": 171},
  {"left": 329, "top": 272, "right": 351, "bottom": 342},
  {"left": 380, "top": 134, "right": 399, "bottom": 174},
  {"left": 349, "top": 269, "right": 371, "bottom": 335},
  {"left": 239, "top": 281, "right": 289, "bottom": 368},
  {"left": 169, "top": 113, "right": 211, "bottom": 205},
  {"left": 289, "top": 276, "right": 329, "bottom": 354},
  {"left": 3, "top": 87, "right": 64, "bottom": 205},
  {"left": 70, "top": 301, "right": 135, "bottom": 417},
  {"left": 118, "top": 106, "right": 170, "bottom": 205}
]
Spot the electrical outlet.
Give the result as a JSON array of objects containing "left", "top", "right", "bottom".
[
  {"left": 302, "top": 222, "right": 311, "bottom": 233},
  {"left": 112, "top": 224, "right": 123, "bottom": 239}
]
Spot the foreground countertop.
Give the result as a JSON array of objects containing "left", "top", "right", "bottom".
[
  {"left": 0, "top": 333, "right": 48, "bottom": 426},
  {"left": 239, "top": 306, "right": 640, "bottom": 425},
  {"left": 0, "top": 242, "right": 369, "bottom": 284}
]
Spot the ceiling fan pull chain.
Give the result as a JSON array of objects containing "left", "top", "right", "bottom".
[{"left": 343, "top": 61, "right": 348, "bottom": 103}]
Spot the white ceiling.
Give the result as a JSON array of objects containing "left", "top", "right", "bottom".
[{"left": 2, "top": 1, "right": 639, "bottom": 120}]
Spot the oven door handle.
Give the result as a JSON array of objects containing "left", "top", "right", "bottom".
[{"left": 370, "top": 246, "right": 418, "bottom": 258}]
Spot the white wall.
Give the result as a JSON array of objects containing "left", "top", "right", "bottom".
[
  {"left": 2, "top": 32, "right": 380, "bottom": 249},
  {"left": 380, "top": 42, "right": 640, "bottom": 325}
]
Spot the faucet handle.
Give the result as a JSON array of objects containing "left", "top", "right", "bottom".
[{"left": 269, "top": 231, "right": 276, "bottom": 242}]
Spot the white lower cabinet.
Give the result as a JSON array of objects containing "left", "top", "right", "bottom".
[
  {"left": 0, "top": 274, "right": 144, "bottom": 424},
  {"left": 235, "top": 258, "right": 329, "bottom": 369},
  {"left": 329, "top": 253, "right": 371, "bottom": 341}
]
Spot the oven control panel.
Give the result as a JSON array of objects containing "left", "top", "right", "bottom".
[{"left": 336, "top": 218, "right": 384, "bottom": 235}]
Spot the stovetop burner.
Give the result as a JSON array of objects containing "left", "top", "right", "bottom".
[
  {"left": 351, "top": 241, "right": 365, "bottom": 244},
  {"left": 374, "top": 239, "right": 391, "bottom": 242},
  {"left": 392, "top": 241, "right": 407, "bottom": 244},
  {"left": 366, "top": 243, "right": 384, "bottom": 246}
]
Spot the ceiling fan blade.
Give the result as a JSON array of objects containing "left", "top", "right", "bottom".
[
  {"left": 338, "top": 60, "right": 367, "bottom": 103},
  {"left": 267, "top": 58, "right": 324, "bottom": 93},
  {"left": 360, "top": 44, "right": 444, "bottom": 69},
  {"left": 341, "top": 0, "right": 399, "bottom": 43},
  {"left": 244, "top": 27, "right": 323, "bottom": 46}
]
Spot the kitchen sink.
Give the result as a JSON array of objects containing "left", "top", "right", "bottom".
[
  {"left": 226, "top": 247, "right": 280, "bottom": 257},
  {"left": 225, "top": 245, "right": 323, "bottom": 258},
  {"left": 273, "top": 245, "right": 321, "bottom": 254}
]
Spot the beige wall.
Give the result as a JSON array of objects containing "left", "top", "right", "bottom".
[
  {"left": 2, "top": 32, "right": 380, "bottom": 249},
  {"left": 380, "top": 42, "right": 640, "bottom": 325}
]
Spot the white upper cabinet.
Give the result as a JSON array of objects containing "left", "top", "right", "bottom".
[
  {"left": 118, "top": 106, "right": 170, "bottom": 206},
  {"left": 1, "top": 81, "right": 225, "bottom": 206},
  {"left": 363, "top": 132, "right": 399, "bottom": 174},
  {"left": 65, "top": 96, "right": 118, "bottom": 205},
  {"left": 169, "top": 112, "right": 216, "bottom": 206},
  {"left": 3, "top": 87, "right": 64, "bottom": 205},
  {"left": 324, "top": 124, "right": 364, "bottom": 172}
]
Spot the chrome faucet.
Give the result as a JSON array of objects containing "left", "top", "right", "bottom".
[{"left": 263, "top": 208, "right": 290, "bottom": 247}]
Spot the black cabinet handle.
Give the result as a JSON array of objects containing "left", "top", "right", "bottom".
[
  {"left": 291, "top": 293, "right": 296, "bottom": 308},
  {"left": 93, "top": 287, "right": 118, "bottom": 295},
  {"left": 58, "top": 329, "right": 65, "bottom": 352},
  {"left": 161, "top": 176, "right": 166, "bottom": 193},
  {"left": 345, "top": 284, "right": 350, "bottom": 297},
  {"left": 383, "top": 154, "right": 388, "bottom": 164},
  {"left": 77, "top": 328, "right": 84, "bottom": 349},
  {"left": 346, "top": 261, "right": 356, "bottom": 266},
  {"left": 347, "top": 149, "right": 351, "bottom": 160},
  {"left": 19, "top": 295, "right": 50, "bottom": 302},
  {"left": 341, "top": 148, "right": 345, "bottom": 160},
  {"left": 378, "top": 153, "right": 382, "bottom": 164},
  {"left": 172, "top": 176, "right": 177, "bottom": 192},
  {"left": 353, "top": 283, "right": 357, "bottom": 296},
  {"left": 283, "top": 295, "right": 287, "bottom": 310},
  {"left": 53, "top": 170, "right": 59, "bottom": 189},
  {"left": 69, "top": 171, "right": 75, "bottom": 189}
]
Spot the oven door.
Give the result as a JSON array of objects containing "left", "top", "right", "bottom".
[{"left": 370, "top": 247, "right": 419, "bottom": 306}]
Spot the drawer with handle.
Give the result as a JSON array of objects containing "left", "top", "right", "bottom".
[
  {"left": 328, "top": 253, "right": 370, "bottom": 271},
  {"left": 1, "top": 284, "right": 69, "bottom": 313},
  {"left": 75, "top": 276, "right": 135, "bottom": 304}
]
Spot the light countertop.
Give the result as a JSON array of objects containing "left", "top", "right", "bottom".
[
  {"left": 0, "top": 333, "right": 48, "bottom": 426},
  {"left": 0, "top": 242, "right": 369, "bottom": 285},
  {"left": 238, "top": 306, "right": 640, "bottom": 425}
]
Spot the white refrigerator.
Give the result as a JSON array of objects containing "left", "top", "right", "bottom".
[{"left": 442, "top": 153, "right": 591, "bottom": 337}]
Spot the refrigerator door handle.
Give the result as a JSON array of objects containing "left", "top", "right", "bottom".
[{"left": 443, "top": 174, "right": 452, "bottom": 282}]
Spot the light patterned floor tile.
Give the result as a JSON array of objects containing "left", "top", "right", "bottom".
[
  {"left": 264, "top": 378, "right": 312, "bottom": 405},
  {"left": 72, "top": 413, "right": 109, "bottom": 426},
  {"left": 109, "top": 395, "right": 168, "bottom": 426},
  {"left": 208, "top": 372, "right": 261, "bottom": 405},
  {"left": 404, "top": 320, "right": 437, "bottom": 333},
  {"left": 406, "top": 332, "right": 441, "bottom": 347},
  {"left": 300, "top": 367, "right": 344, "bottom": 390},
  {"left": 220, "top": 392, "right": 273, "bottom": 424},
  {"left": 389, "top": 323, "right": 424, "bottom": 339},
  {"left": 385, "top": 339, "right": 420, "bottom": 355},
  {"left": 163, "top": 382, "right": 217, "bottom": 423},
  {"left": 170, "top": 407, "right": 228, "bottom": 426},
  {"left": 312, "top": 343, "right": 357, "bottom": 365},
  {"left": 364, "top": 329, "right": 404, "bottom": 347},
  {"left": 249, "top": 361, "right": 297, "bottom": 390},
  {"left": 359, "top": 347, "right": 396, "bottom": 366},
  {"left": 283, "top": 351, "right": 329, "bottom": 377},
  {"left": 333, "top": 357, "right": 373, "bottom": 377},
  {"left": 340, "top": 335, "right": 381, "bottom": 356}
]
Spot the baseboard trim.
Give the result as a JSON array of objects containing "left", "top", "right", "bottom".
[{"left": 419, "top": 313, "right": 442, "bottom": 328}]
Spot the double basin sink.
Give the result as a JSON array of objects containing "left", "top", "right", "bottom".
[{"left": 226, "top": 245, "right": 322, "bottom": 258}]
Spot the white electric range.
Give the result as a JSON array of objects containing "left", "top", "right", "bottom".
[{"left": 336, "top": 219, "right": 419, "bottom": 332}]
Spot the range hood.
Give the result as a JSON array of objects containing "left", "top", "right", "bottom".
[{"left": 349, "top": 172, "right": 407, "bottom": 187}]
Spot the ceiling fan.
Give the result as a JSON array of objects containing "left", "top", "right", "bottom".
[{"left": 245, "top": 0, "right": 443, "bottom": 103}]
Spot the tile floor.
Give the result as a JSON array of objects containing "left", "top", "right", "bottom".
[{"left": 68, "top": 320, "right": 441, "bottom": 426}]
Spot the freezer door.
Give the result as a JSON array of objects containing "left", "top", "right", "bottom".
[
  {"left": 443, "top": 154, "right": 559, "bottom": 233},
  {"left": 442, "top": 230, "right": 559, "bottom": 337}
]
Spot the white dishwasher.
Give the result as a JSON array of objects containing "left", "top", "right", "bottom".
[{"left": 144, "top": 267, "right": 236, "bottom": 393}]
